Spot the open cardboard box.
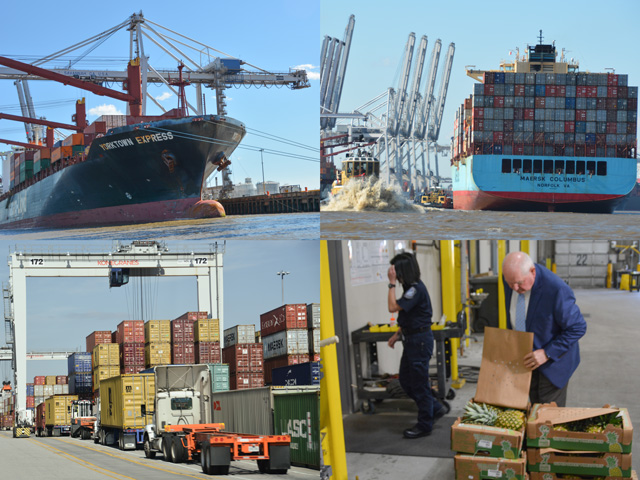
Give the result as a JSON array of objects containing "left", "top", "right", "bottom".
[
  {"left": 529, "top": 470, "right": 638, "bottom": 480},
  {"left": 454, "top": 451, "right": 527, "bottom": 480},
  {"left": 527, "top": 402, "right": 633, "bottom": 454},
  {"left": 527, "top": 448, "right": 632, "bottom": 477},
  {"left": 451, "top": 327, "right": 534, "bottom": 458}
]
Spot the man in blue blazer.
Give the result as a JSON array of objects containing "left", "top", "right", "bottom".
[{"left": 502, "top": 251, "right": 587, "bottom": 407}]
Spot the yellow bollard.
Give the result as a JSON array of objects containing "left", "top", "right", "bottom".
[
  {"left": 551, "top": 262, "right": 557, "bottom": 274},
  {"left": 620, "top": 273, "right": 630, "bottom": 291},
  {"left": 606, "top": 262, "right": 612, "bottom": 289},
  {"left": 440, "top": 240, "right": 460, "bottom": 385},
  {"left": 520, "top": 240, "right": 530, "bottom": 255}
]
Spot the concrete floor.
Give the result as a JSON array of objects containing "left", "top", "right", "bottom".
[{"left": 344, "top": 288, "right": 640, "bottom": 479}]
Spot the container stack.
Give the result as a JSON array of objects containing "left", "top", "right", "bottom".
[
  {"left": 33, "top": 376, "right": 46, "bottom": 407},
  {"left": 208, "top": 363, "right": 230, "bottom": 392},
  {"left": 171, "top": 313, "right": 195, "bottom": 364},
  {"left": 92, "top": 343, "right": 120, "bottom": 398},
  {"left": 114, "top": 320, "right": 144, "bottom": 373},
  {"left": 222, "top": 325, "right": 264, "bottom": 390},
  {"left": 144, "top": 320, "right": 171, "bottom": 369},
  {"left": 307, "top": 303, "right": 320, "bottom": 362},
  {"left": 86, "top": 330, "right": 112, "bottom": 353},
  {"left": 26, "top": 383, "right": 34, "bottom": 409},
  {"left": 452, "top": 72, "right": 638, "bottom": 162},
  {"left": 526, "top": 403, "right": 635, "bottom": 479},
  {"left": 191, "top": 313, "right": 221, "bottom": 364},
  {"left": 33, "top": 148, "right": 51, "bottom": 175},
  {"left": 261, "top": 304, "right": 310, "bottom": 384},
  {"left": 68, "top": 352, "right": 92, "bottom": 399}
]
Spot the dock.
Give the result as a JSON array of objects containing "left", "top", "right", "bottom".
[{"left": 220, "top": 190, "right": 320, "bottom": 215}]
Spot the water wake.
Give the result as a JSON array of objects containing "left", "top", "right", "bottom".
[{"left": 322, "top": 178, "right": 424, "bottom": 212}]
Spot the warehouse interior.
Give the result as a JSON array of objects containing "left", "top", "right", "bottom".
[{"left": 321, "top": 239, "right": 640, "bottom": 480}]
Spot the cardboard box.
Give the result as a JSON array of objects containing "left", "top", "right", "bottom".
[
  {"left": 529, "top": 469, "right": 637, "bottom": 480},
  {"left": 454, "top": 451, "right": 527, "bottom": 480},
  {"left": 451, "top": 417, "right": 525, "bottom": 459},
  {"left": 527, "top": 403, "right": 633, "bottom": 453},
  {"left": 527, "top": 448, "right": 632, "bottom": 477}
]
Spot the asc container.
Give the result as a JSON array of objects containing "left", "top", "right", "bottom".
[
  {"left": 271, "top": 362, "right": 320, "bottom": 387},
  {"left": 309, "top": 328, "right": 320, "bottom": 356},
  {"left": 273, "top": 389, "right": 320, "bottom": 469},
  {"left": 144, "top": 343, "right": 171, "bottom": 368},
  {"left": 86, "top": 331, "right": 112, "bottom": 353},
  {"left": 44, "top": 394, "right": 78, "bottom": 435},
  {"left": 53, "top": 385, "right": 69, "bottom": 395},
  {"left": 43, "top": 385, "right": 54, "bottom": 397},
  {"left": 144, "top": 320, "right": 171, "bottom": 344},
  {"left": 56, "top": 375, "right": 68, "bottom": 385},
  {"left": 195, "top": 341, "right": 221, "bottom": 364},
  {"left": 93, "top": 343, "right": 120, "bottom": 367},
  {"left": 61, "top": 133, "right": 84, "bottom": 147},
  {"left": 193, "top": 318, "right": 220, "bottom": 342},
  {"left": 263, "top": 329, "right": 309, "bottom": 360},
  {"left": 223, "top": 325, "right": 256, "bottom": 347},
  {"left": 171, "top": 317, "right": 195, "bottom": 343},
  {"left": 116, "top": 320, "right": 145, "bottom": 344},
  {"left": 306, "top": 304, "right": 320, "bottom": 329},
  {"left": 260, "top": 304, "right": 308, "bottom": 336}
]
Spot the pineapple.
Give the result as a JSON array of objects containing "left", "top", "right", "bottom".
[
  {"left": 494, "top": 409, "right": 525, "bottom": 431},
  {"left": 462, "top": 402, "right": 498, "bottom": 426},
  {"left": 554, "top": 424, "right": 569, "bottom": 432}
]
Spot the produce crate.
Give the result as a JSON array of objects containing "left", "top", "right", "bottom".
[
  {"left": 454, "top": 451, "right": 527, "bottom": 480},
  {"left": 529, "top": 469, "right": 637, "bottom": 480},
  {"left": 451, "top": 417, "right": 525, "bottom": 459},
  {"left": 527, "top": 448, "right": 632, "bottom": 477}
]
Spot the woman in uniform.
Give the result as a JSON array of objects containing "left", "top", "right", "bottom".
[{"left": 387, "top": 252, "right": 447, "bottom": 439}]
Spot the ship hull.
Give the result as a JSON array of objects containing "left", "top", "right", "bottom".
[
  {"left": 452, "top": 154, "right": 636, "bottom": 213},
  {"left": 0, "top": 115, "right": 245, "bottom": 228}
]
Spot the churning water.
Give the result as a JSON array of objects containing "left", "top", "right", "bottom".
[{"left": 322, "top": 177, "right": 423, "bottom": 213}]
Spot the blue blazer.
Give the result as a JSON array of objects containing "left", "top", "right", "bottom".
[{"left": 503, "top": 263, "right": 587, "bottom": 389}]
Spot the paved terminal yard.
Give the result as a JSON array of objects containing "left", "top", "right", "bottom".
[
  {"left": 345, "top": 288, "right": 640, "bottom": 479},
  {"left": 0, "top": 431, "right": 319, "bottom": 480}
]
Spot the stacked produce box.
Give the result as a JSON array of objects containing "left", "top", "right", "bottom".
[
  {"left": 144, "top": 320, "right": 171, "bottom": 369},
  {"left": 307, "top": 303, "right": 320, "bottom": 362},
  {"left": 92, "top": 343, "right": 120, "bottom": 397},
  {"left": 223, "top": 325, "right": 264, "bottom": 390},
  {"left": 191, "top": 312, "right": 221, "bottom": 364},
  {"left": 526, "top": 403, "right": 634, "bottom": 479},
  {"left": 452, "top": 72, "right": 638, "bottom": 162},
  {"left": 68, "top": 352, "right": 92, "bottom": 399},
  {"left": 261, "top": 304, "right": 310, "bottom": 384},
  {"left": 171, "top": 313, "right": 195, "bottom": 364}
]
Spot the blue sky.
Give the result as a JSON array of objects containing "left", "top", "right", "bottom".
[
  {"left": 321, "top": 0, "right": 640, "bottom": 176},
  {"left": 0, "top": 239, "right": 319, "bottom": 382},
  {"left": 0, "top": 0, "right": 319, "bottom": 189}
]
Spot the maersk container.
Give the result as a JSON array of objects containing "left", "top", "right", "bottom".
[
  {"left": 263, "top": 329, "right": 309, "bottom": 360},
  {"left": 272, "top": 362, "right": 320, "bottom": 387},
  {"left": 223, "top": 324, "right": 256, "bottom": 347},
  {"left": 44, "top": 394, "right": 78, "bottom": 435},
  {"left": 273, "top": 389, "right": 320, "bottom": 469}
]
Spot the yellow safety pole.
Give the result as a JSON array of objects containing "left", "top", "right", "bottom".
[
  {"left": 497, "top": 240, "right": 507, "bottom": 329},
  {"left": 606, "top": 262, "right": 613, "bottom": 288},
  {"left": 546, "top": 257, "right": 552, "bottom": 270},
  {"left": 469, "top": 241, "right": 478, "bottom": 276},
  {"left": 551, "top": 263, "right": 557, "bottom": 274},
  {"left": 320, "top": 241, "right": 347, "bottom": 480},
  {"left": 440, "top": 240, "right": 459, "bottom": 382},
  {"left": 520, "top": 240, "right": 530, "bottom": 256}
]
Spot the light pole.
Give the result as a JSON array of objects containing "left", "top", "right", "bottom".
[{"left": 276, "top": 270, "right": 290, "bottom": 305}]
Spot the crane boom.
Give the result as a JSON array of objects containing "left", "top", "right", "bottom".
[
  {"left": 428, "top": 42, "right": 455, "bottom": 142},
  {"left": 389, "top": 33, "right": 415, "bottom": 136},
  {"left": 401, "top": 35, "right": 428, "bottom": 137},
  {"left": 328, "top": 14, "right": 355, "bottom": 129},
  {"left": 414, "top": 39, "right": 441, "bottom": 140},
  {"left": 0, "top": 139, "right": 48, "bottom": 150},
  {"left": 0, "top": 113, "right": 82, "bottom": 132}
]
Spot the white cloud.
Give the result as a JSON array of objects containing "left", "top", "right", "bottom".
[
  {"left": 293, "top": 64, "right": 318, "bottom": 70},
  {"left": 155, "top": 92, "right": 173, "bottom": 101},
  {"left": 88, "top": 104, "right": 123, "bottom": 116},
  {"left": 307, "top": 72, "right": 320, "bottom": 81}
]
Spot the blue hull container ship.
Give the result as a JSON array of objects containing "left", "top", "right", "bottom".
[{"left": 451, "top": 38, "right": 637, "bottom": 213}]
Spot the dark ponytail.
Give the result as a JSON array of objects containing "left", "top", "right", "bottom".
[{"left": 390, "top": 252, "right": 421, "bottom": 288}]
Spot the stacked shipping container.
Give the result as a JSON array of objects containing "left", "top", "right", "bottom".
[
  {"left": 171, "top": 314, "right": 195, "bottom": 364},
  {"left": 68, "top": 352, "right": 92, "bottom": 399},
  {"left": 452, "top": 72, "right": 638, "bottom": 162},
  {"left": 92, "top": 343, "right": 120, "bottom": 393},
  {"left": 307, "top": 303, "right": 320, "bottom": 362},
  {"left": 222, "top": 326, "right": 264, "bottom": 390},
  {"left": 191, "top": 313, "right": 221, "bottom": 364},
  {"left": 261, "top": 304, "right": 310, "bottom": 384},
  {"left": 144, "top": 320, "right": 171, "bottom": 369}
]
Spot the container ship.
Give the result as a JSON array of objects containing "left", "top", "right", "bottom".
[
  {"left": 0, "top": 54, "right": 247, "bottom": 229},
  {"left": 451, "top": 38, "right": 638, "bottom": 213}
]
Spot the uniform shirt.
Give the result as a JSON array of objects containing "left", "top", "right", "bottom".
[{"left": 396, "top": 280, "right": 433, "bottom": 330}]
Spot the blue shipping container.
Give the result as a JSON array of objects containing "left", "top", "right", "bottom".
[
  {"left": 494, "top": 72, "right": 505, "bottom": 84},
  {"left": 26, "top": 384, "right": 34, "bottom": 396},
  {"left": 271, "top": 362, "right": 320, "bottom": 386},
  {"left": 535, "top": 85, "right": 546, "bottom": 96},
  {"left": 68, "top": 352, "right": 92, "bottom": 374},
  {"left": 69, "top": 372, "right": 92, "bottom": 394}
]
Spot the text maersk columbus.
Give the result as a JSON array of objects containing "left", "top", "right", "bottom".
[
  {"left": 451, "top": 40, "right": 638, "bottom": 213},
  {"left": 0, "top": 114, "right": 245, "bottom": 228}
]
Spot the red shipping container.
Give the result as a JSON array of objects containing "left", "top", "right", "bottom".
[
  {"left": 607, "top": 122, "right": 617, "bottom": 134},
  {"left": 606, "top": 98, "right": 617, "bottom": 110},
  {"left": 629, "top": 98, "right": 637, "bottom": 110},
  {"left": 576, "top": 110, "right": 587, "bottom": 122},
  {"left": 56, "top": 376, "right": 68, "bottom": 385},
  {"left": 514, "top": 144, "right": 524, "bottom": 155},
  {"left": 121, "top": 365, "right": 144, "bottom": 374},
  {"left": 524, "top": 109, "right": 535, "bottom": 120},
  {"left": 514, "top": 85, "right": 525, "bottom": 96},
  {"left": 116, "top": 320, "right": 144, "bottom": 344},
  {"left": 263, "top": 355, "right": 310, "bottom": 384},
  {"left": 473, "top": 107, "right": 484, "bottom": 119},
  {"left": 617, "top": 86, "right": 628, "bottom": 99},
  {"left": 34, "top": 376, "right": 45, "bottom": 385},
  {"left": 86, "top": 331, "right": 112, "bottom": 353},
  {"left": 473, "top": 119, "right": 484, "bottom": 131},
  {"left": 171, "top": 318, "right": 195, "bottom": 343},
  {"left": 111, "top": 331, "right": 117, "bottom": 343},
  {"left": 230, "top": 372, "right": 264, "bottom": 390},
  {"left": 26, "top": 396, "right": 35, "bottom": 408},
  {"left": 175, "top": 311, "right": 208, "bottom": 322},
  {"left": 493, "top": 96, "right": 504, "bottom": 108},
  {"left": 534, "top": 97, "right": 546, "bottom": 109},
  {"left": 493, "top": 132, "right": 503, "bottom": 143},
  {"left": 608, "top": 87, "right": 618, "bottom": 98},
  {"left": 504, "top": 132, "right": 514, "bottom": 143},
  {"left": 587, "top": 86, "right": 597, "bottom": 98},
  {"left": 596, "top": 98, "right": 607, "bottom": 110},
  {"left": 120, "top": 342, "right": 145, "bottom": 367},
  {"left": 484, "top": 84, "right": 494, "bottom": 95},
  {"left": 607, "top": 74, "right": 618, "bottom": 86},
  {"left": 195, "top": 342, "right": 221, "bottom": 364},
  {"left": 577, "top": 86, "right": 588, "bottom": 97},
  {"left": 534, "top": 133, "right": 544, "bottom": 145},
  {"left": 260, "top": 304, "right": 308, "bottom": 336},
  {"left": 172, "top": 342, "right": 195, "bottom": 364},
  {"left": 222, "top": 344, "right": 264, "bottom": 374},
  {"left": 546, "top": 85, "right": 557, "bottom": 97},
  {"left": 557, "top": 85, "right": 566, "bottom": 97},
  {"left": 565, "top": 122, "right": 575, "bottom": 133},
  {"left": 36, "top": 403, "right": 46, "bottom": 430},
  {"left": 585, "top": 146, "right": 596, "bottom": 157}
]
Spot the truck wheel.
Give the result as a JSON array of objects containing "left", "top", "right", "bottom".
[
  {"left": 118, "top": 435, "right": 124, "bottom": 450},
  {"left": 257, "top": 460, "right": 268, "bottom": 474},
  {"left": 171, "top": 436, "right": 187, "bottom": 463},
  {"left": 81, "top": 429, "right": 91, "bottom": 441},
  {"left": 201, "top": 444, "right": 211, "bottom": 475},
  {"left": 144, "top": 435, "right": 156, "bottom": 459},
  {"left": 162, "top": 435, "right": 173, "bottom": 462}
]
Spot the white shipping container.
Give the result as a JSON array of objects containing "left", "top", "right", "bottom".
[
  {"left": 309, "top": 328, "right": 320, "bottom": 355},
  {"left": 223, "top": 324, "right": 256, "bottom": 347},
  {"left": 263, "top": 329, "right": 309, "bottom": 360},
  {"left": 43, "top": 385, "right": 54, "bottom": 397},
  {"left": 34, "top": 385, "right": 44, "bottom": 397},
  {"left": 307, "top": 303, "right": 320, "bottom": 329},
  {"left": 53, "top": 384, "right": 69, "bottom": 395}
]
